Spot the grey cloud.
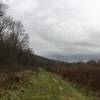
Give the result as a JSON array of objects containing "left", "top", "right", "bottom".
[{"left": 6, "top": 0, "right": 100, "bottom": 60}]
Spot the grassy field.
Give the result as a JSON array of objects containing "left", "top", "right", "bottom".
[{"left": 0, "top": 68, "right": 97, "bottom": 100}]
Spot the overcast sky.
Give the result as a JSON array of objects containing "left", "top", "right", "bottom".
[{"left": 4, "top": 0, "right": 100, "bottom": 59}]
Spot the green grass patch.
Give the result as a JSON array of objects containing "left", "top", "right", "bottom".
[{"left": 0, "top": 69, "right": 97, "bottom": 100}]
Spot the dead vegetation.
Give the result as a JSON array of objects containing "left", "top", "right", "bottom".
[
  {"left": 46, "top": 61, "right": 100, "bottom": 95},
  {"left": 0, "top": 67, "right": 34, "bottom": 90}
]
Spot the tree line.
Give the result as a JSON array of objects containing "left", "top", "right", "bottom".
[{"left": 0, "top": 1, "right": 35, "bottom": 67}]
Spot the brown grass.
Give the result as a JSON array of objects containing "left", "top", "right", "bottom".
[
  {"left": 46, "top": 62, "right": 100, "bottom": 94},
  {"left": 0, "top": 65, "right": 37, "bottom": 90}
]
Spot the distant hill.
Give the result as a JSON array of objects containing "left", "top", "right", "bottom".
[
  {"left": 46, "top": 54, "right": 100, "bottom": 62},
  {"left": 34, "top": 54, "right": 66, "bottom": 67}
]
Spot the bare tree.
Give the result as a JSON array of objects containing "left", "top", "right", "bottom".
[
  {"left": 7, "top": 20, "right": 29, "bottom": 50},
  {"left": 0, "top": 1, "right": 35, "bottom": 66}
]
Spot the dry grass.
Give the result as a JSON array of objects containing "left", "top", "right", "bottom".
[
  {"left": 46, "top": 62, "right": 100, "bottom": 95},
  {"left": 0, "top": 69, "right": 97, "bottom": 100}
]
